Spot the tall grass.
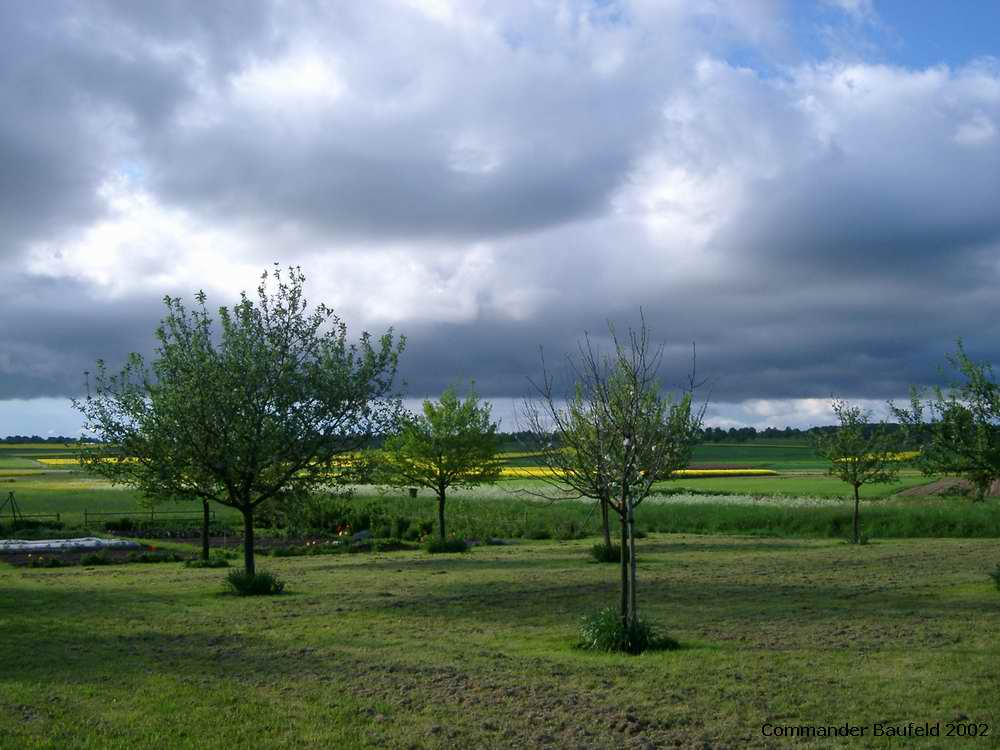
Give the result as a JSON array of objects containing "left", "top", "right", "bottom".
[{"left": 334, "top": 493, "right": 1000, "bottom": 541}]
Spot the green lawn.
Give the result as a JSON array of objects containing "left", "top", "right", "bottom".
[{"left": 1, "top": 535, "right": 998, "bottom": 748}]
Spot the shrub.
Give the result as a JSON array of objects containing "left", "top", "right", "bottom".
[
  {"left": 1, "top": 519, "right": 65, "bottom": 533},
  {"left": 80, "top": 552, "right": 113, "bottom": 566},
  {"left": 104, "top": 518, "right": 138, "bottom": 532},
  {"left": 990, "top": 564, "right": 1000, "bottom": 591},
  {"left": 577, "top": 607, "right": 679, "bottom": 655},
  {"left": 590, "top": 543, "right": 622, "bottom": 563},
  {"left": 524, "top": 527, "right": 552, "bottom": 540},
  {"left": 185, "top": 557, "right": 230, "bottom": 569},
  {"left": 126, "top": 551, "right": 184, "bottom": 563},
  {"left": 424, "top": 538, "right": 469, "bottom": 554},
  {"left": 26, "top": 556, "right": 68, "bottom": 568},
  {"left": 225, "top": 569, "right": 285, "bottom": 596}
]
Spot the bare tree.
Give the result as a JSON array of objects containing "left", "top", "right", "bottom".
[
  {"left": 523, "top": 315, "right": 704, "bottom": 633},
  {"left": 815, "top": 399, "right": 899, "bottom": 544}
]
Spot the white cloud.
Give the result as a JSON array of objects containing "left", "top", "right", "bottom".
[{"left": 954, "top": 112, "right": 997, "bottom": 146}]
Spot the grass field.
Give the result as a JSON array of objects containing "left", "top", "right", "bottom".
[
  {"left": 3, "top": 456, "right": 995, "bottom": 540},
  {"left": 2, "top": 535, "right": 998, "bottom": 748},
  {"left": 689, "top": 441, "right": 829, "bottom": 470}
]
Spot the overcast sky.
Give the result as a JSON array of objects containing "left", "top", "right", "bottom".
[{"left": 2, "top": 0, "right": 999, "bottom": 436}]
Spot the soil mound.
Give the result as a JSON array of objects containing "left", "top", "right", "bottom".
[{"left": 897, "top": 478, "right": 1000, "bottom": 497}]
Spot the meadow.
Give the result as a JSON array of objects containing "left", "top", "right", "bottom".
[
  {"left": 2, "top": 535, "right": 998, "bottom": 748},
  {"left": 2, "top": 440, "right": 999, "bottom": 748}
]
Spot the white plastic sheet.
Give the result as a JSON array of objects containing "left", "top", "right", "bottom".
[{"left": 0, "top": 537, "right": 143, "bottom": 553}]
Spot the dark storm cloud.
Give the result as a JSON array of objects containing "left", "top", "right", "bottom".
[
  {"left": 0, "top": 274, "right": 163, "bottom": 400},
  {"left": 3, "top": 0, "right": 1000, "bottom": 429}
]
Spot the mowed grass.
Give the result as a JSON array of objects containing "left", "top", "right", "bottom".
[{"left": 1, "top": 536, "right": 998, "bottom": 748}]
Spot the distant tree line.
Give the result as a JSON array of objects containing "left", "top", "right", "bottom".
[
  {"left": 499, "top": 423, "right": 916, "bottom": 448},
  {"left": 1, "top": 435, "right": 100, "bottom": 443}
]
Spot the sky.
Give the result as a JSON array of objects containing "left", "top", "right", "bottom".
[{"left": 1, "top": 0, "right": 999, "bottom": 436}]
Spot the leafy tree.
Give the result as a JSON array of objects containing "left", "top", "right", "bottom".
[
  {"left": 892, "top": 341, "right": 1000, "bottom": 502},
  {"left": 524, "top": 318, "right": 703, "bottom": 638},
  {"left": 380, "top": 385, "right": 502, "bottom": 541},
  {"left": 75, "top": 266, "right": 403, "bottom": 575},
  {"left": 815, "top": 400, "right": 898, "bottom": 544}
]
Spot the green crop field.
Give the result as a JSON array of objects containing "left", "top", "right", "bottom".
[
  {"left": 2, "top": 535, "right": 998, "bottom": 748},
  {"left": 689, "top": 441, "right": 829, "bottom": 469}
]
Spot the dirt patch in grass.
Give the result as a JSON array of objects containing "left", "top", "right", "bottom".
[{"left": 896, "top": 478, "right": 1000, "bottom": 497}]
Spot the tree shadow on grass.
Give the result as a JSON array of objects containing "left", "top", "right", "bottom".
[{"left": 0, "top": 582, "right": 352, "bottom": 686}]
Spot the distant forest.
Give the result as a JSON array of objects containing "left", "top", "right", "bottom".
[
  {"left": 3, "top": 424, "right": 909, "bottom": 445},
  {"left": 499, "top": 423, "right": 911, "bottom": 448},
  {"left": 0, "top": 435, "right": 100, "bottom": 443}
]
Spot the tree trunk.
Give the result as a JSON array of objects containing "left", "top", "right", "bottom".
[
  {"left": 437, "top": 490, "right": 447, "bottom": 541},
  {"left": 201, "top": 499, "right": 211, "bottom": 561},
  {"left": 627, "top": 499, "right": 638, "bottom": 626},
  {"left": 243, "top": 504, "right": 255, "bottom": 576},
  {"left": 852, "top": 485, "right": 860, "bottom": 544},
  {"left": 619, "top": 514, "right": 629, "bottom": 626},
  {"left": 600, "top": 496, "right": 611, "bottom": 549}
]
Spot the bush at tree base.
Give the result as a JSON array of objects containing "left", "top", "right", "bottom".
[
  {"left": 577, "top": 607, "right": 679, "bottom": 655},
  {"left": 225, "top": 569, "right": 285, "bottom": 596}
]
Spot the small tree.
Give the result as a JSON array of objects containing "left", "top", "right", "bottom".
[
  {"left": 75, "top": 266, "right": 403, "bottom": 576},
  {"left": 815, "top": 400, "right": 898, "bottom": 544},
  {"left": 892, "top": 341, "right": 1000, "bottom": 502},
  {"left": 524, "top": 317, "right": 703, "bottom": 642},
  {"left": 380, "top": 385, "right": 502, "bottom": 541}
]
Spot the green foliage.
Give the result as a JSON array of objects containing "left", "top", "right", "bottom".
[
  {"left": 80, "top": 552, "right": 112, "bottom": 566},
  {"left": 815, "top": 400, "right": 899, "bottom": 544},
  {"left": 379, "top": 384, "right": 501, "bottom": 540},
  {"left": 126, "top": 551, "right": 185, "bottom": 563},
  {"left": 381, "top": 385, "right": 502, "bottom": 491},
  {"left": 815, "top": 400, "right": 899, "bottom": 491},
  {"left": 423, "top": 537, "right": 469, "bottom": 554},
  {"left": 225, "top": 569, "right": 285, "bottom": 596},
  {"left": 0, "top": 519, "right": 64, "bottom": 532},
  {"left": 589, "top": 542, "right": 622, "bottom": 563},
  {"left": 74, "top": 266, "right": 404, "bottom": 575},
  {"left": 577, "top": 607, "right": 678, "bottom": 654},
  {"left": 26, "top": 556, "right": 69, "bottom": 568},
  {"left": 893, "top": 341, "right": 1000, "bottom": 501},
  {"left": 989, "top": 564, "right": 1000, "bottom": 591},
  {"left": 184, "top": 557, "right": 231, "bottom": 569}
]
